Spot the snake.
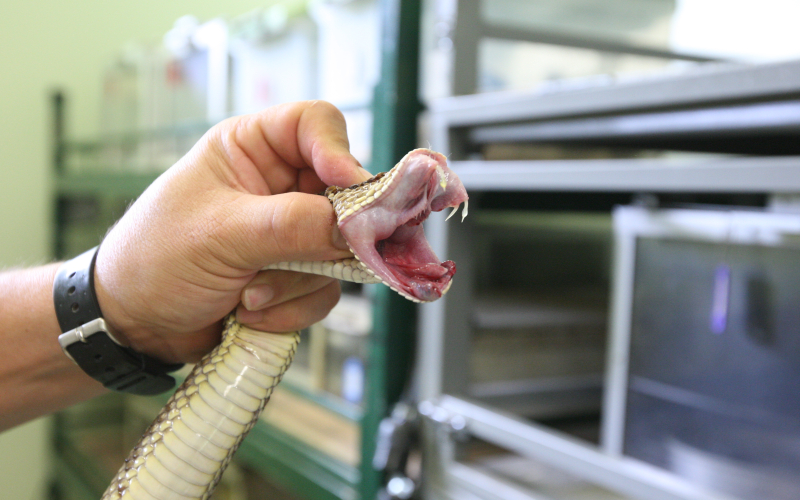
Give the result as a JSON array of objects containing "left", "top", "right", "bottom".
[{"left": 100, "top": 148, "right": 469, "bottom": 500}]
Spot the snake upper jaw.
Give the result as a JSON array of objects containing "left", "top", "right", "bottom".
[{"left": 336, "top": 149, "right": 468, "bottom": 303}]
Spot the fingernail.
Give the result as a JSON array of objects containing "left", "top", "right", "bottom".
[
  {"left": 237, "top": 307, "right": 264, "bottom": 324},
  {"left": 332, "top": 225, "right": 350, "bottom": 250},
  {"left": 243, "top": 284, "right": 275, "bottom": 310}
]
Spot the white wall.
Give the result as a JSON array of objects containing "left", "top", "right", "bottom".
[{"left": 0, "top": 1, "right": 268, "bottom": 497}]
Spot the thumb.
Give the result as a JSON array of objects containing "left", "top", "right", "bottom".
[{"left": 224, "top": 191, "right": 353, "bottom": 270}]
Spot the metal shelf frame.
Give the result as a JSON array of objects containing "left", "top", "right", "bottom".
[
  {"left": 419, "top": 50, "right": 800, "bottom": 500},
  {"left": 469, "top": 98, "right": 800, "bottom": 140},
  {"left": 424, "top": 396, "right": 734, "bottom": 500},
  {"left": 446, "top": 0, "right": 719, "bottom": 97},
  {"left": 431, "top": 58, "right": 800, "bottom": 132},
  {"left": 442, "top": 156, "right": 800, "bottom": 193}
]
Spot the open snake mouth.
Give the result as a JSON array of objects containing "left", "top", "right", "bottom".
[{"left": 332, "top": 149, "right": 468, "bottom": 302}]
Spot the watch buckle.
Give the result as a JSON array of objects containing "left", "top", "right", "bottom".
[{"left": 58, "top": 318, "right": 123, "bottom": 364}]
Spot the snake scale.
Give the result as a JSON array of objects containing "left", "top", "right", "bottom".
[{"left": 100, "top": 149, "right": 468, "bottom": 500}]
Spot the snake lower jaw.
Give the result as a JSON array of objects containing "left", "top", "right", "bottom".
[{"left": 337, "top": 149, "right": 468, "bottom": 303}]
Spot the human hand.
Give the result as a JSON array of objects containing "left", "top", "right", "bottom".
[{"left": 92, "top": 101, "right": 372, "bottom": 363}]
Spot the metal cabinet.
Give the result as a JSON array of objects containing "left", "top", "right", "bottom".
[{"left": 418, "top": 58, "right": 800, "bottom": 500}]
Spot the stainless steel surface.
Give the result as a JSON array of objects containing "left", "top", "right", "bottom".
[
  {"left": 469, "top": 100, "right": 800, "bottom": 144},
  {"left": 430, "top": 59, "right": 800, "bottom": 128},
  {"left": 418, "top": 211, "right": 450, "bottom": 402},
  {"left": 447, "top": 462, "right": 554, "bottom": 500},
  {"left": 600, "top": 209, "right": 638, "bottom": 457},
  {"left": 449, "top": 157, "right": 800, "bottom": 193},
  {"left": 430, "top": 396, "right": 735, "bottom": 500},
  {"left": 602, "top": 205, "right": 800, "bottom": 458}
]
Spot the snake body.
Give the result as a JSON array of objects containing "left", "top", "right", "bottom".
[{"left": 100, "top": 149, "right": 468, "bottom": 500}]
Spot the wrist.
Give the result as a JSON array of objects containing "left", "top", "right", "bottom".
[
  {"left": 53, "top": 246, "right": 182, "bottom": 395},
  {"left": 92, "top": 244, "right": 138, "bottom": 349}
]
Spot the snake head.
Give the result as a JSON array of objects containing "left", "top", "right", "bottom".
[{"left": 327, "top": 148, "right": 468, "bottom": 303}]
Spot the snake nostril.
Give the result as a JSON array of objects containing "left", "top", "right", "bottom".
[{"left": 71, "top": 303, "right": 79, "bottom": 312}]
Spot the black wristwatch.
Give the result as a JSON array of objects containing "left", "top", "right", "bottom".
[{"left": 53, "top": 246, "right": 182, "bottom": 395}]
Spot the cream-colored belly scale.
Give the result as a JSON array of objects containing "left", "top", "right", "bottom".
[{"left": 101, "top": 259, "right": 379, "bottom": 500}]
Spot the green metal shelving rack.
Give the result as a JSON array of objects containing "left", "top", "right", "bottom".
[{"left": 48, "top": 1, "right": 422, "bottom": 499}]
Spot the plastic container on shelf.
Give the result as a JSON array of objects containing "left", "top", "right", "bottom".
[
  {"left": 186, "top": 17, "right": 230, "bottom": 123},
  {"left": 310, "top": 0, "right": 381, "bottom": 165},
  {"left": 162, "top": 16, "right": 210, "bottom": 128},
  {"left": 229, "top": 4, "right": 317, "bottom": 116},
  {"left": 309, "top": 0, "right": 381, "bottom": 107},
  {"left": 278, "top": 293, "right": 371, "bottom": 407},
  {"left": 97, "top": 43, "right": 150, "bottom": 172},
  {"left": 99, "top": 59, "right": 138, "bottom": 170},
  {"left": 96, "top": 16, "right": 228, "bottom": 173},
  {"left": 130, "top": 41, "right": 179, "bottom": 171},
  {"left": 341, "top": 107, "right": 373, "bottom": 166},
  {"left": 97, "top": 41, "right": 182, "bottom": 172},
  {"left": 322, "top": 294, "right": 371, "bottom": 405},
  {"left": 157, "top": 16, "right": 228, "bottom": 168}
]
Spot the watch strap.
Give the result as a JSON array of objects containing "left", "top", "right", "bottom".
[
  {"left": 53, "top": 246, "right": 103, "bottom": 332},
  {"left": 53, "top": 246, "right": 182, "bottom": 395}
]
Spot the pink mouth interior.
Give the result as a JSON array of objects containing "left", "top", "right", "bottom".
[{"left": 338, "top": 150, "right": 468, "bottom": 302}]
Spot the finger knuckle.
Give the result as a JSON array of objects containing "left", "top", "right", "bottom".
[{"left": 268, "top": 194, "right": 304, "bottom": 259}]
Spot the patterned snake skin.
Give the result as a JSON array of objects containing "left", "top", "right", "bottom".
[{"left": 100, "top": 149, "right": 467, "bottom": 499}]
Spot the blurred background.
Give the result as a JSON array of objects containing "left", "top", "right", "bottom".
[{"left": 2, "top": 0, "right": 800, "bottom": 499}]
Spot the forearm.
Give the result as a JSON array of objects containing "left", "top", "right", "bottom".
[{"left": 0, "top": 264, "right": 106, "bottom": 431}]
